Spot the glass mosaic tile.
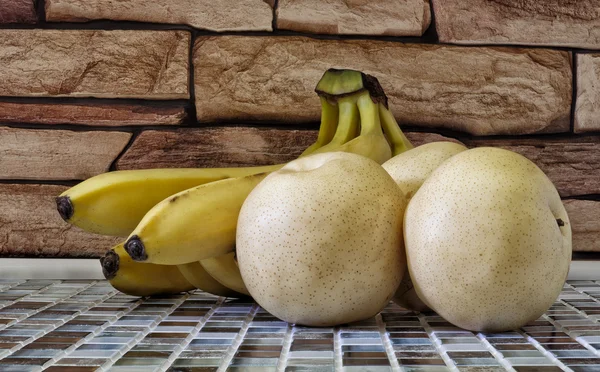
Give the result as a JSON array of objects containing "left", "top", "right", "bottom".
[{"left": 0, "top": 280, "right": 596, "bottom": 370}]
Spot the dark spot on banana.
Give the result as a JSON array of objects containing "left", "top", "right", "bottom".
[
  {"left": 170, "top": 195, "right": 179, "bottom": 203},
  {"left": 100, "top": 250, "right": 119, "bottom": 280},
  {"left": 124, "top": 235, "right": 148, "bottom": 261},
  {"left": 556, "top": 218, "right": 565, "bottom": 227},
  {"left": 55, "top": 196, "right": 74, "bottom": 221}
]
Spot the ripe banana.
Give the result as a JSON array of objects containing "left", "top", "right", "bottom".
[
  {"left": 200, "top": 252, "right": 251, "bottom": 296},
  {"left": 56, "top": 95, "right": 339, "bottom": 237},
  {"left": 177, "top": 261, "right": 245, "bottom": 298},
  {"left": 100, "top": 243, "right": 194, "bottom": 297},
  {"left": 125, "top": 172, "right": 270, "bottom": 264},
  {"left": 124, "top": 69, "right": 408, "bottom": 265}
]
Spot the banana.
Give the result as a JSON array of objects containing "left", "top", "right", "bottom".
[
  {"left": 100, "top": 243, "right": 194, "bottom": 297},
  {"left": 378, "top": 103, "right": 413, "bottom": 156},
  {"left": 124, "top": 69, "right": 408, "bottom": 265},
  {"left": 200, "top": 252, "right": 251, "bottom": 296},
  {"left": 177, "top": 261, "right": 245, "bottom": 298},
  {"left": 56, "top": 95, "right": 339, "bottom": 237},
  {"left": 124, "top": 172, "right": 270, "bottom": 264},
  {"left": 300, "top": 96, "right": 339, "bottom": 156}
]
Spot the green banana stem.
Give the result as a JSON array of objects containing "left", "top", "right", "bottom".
[
  {"left": 300, "top": 97, "right": 339, "bottom": 157},
  {"left": 327, "top": 96, "right": 360, "bottom": 147},
  {"left": 357, "top": 92, "right": 384, "bottom": 137},
  {"left": 378, "top": 103, "right": 413, "bottom": 156}
]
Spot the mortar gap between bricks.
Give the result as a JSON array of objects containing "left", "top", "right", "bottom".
[
  {"left": 36, "top": 0, "right": 46, "bottom": 24},
  {"left": 10, "top": 19, "right": 197, "bottom": 32},
  {"left": 271, "top": 0, "right": 279, "bottom": 31},
  {"left": 422, "top": 0, "right": 439, "bottom": 43},
  {"left": 185, "top": 32, "right": 198, "bottom": 126},
  {"left": 0, "top": 96, "right": 191, "bottom": 107},
  {"left": 0, "top": 122, "right": 168, "bottom": 133},
  {"left": 562, "top": 194, "right": 600, "bottom": 201},
  {"left": 108, "top": 130, "right": 140, "bottom": 172},
  {"left": 0, "top": 179, "right": 79, "bottom": 187},
  {"left": 570, "top": 52, "right": 578, "bottom": 133}
]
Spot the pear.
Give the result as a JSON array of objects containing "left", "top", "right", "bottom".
[
  {"left": 382, "top": 141, "right": 467, "bottom": 312},
  {"left": 383, "top": 142, "right": 468, "bottom": 200},
  {"left": 405, "top": 147, "right": 571, "bottom": 332},
  {"left": 237, "top": 152, "right": 407, "bottom": 326}
]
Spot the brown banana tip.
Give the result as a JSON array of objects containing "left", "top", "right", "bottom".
[
  {"left": 55, "top": 196, "right": 74, "bottom": 221},
  {"left": 124, "top": 235, "right": 148, "bottom": 261},
  {"left": 361, "top": 73, "right": 388, "bottom": 108},
  {"left": 100, "top": 250, "right": 119, "bottom": 280}
]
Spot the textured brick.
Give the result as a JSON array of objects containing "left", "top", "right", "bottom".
[
  {"left": 433, "top": 0, "right": 600, "bottom": 49},
  {"left": 575, "top": 54, "right": 600, "bottom": 133},
  {"left": 466, "top": 136, "right": 600, "bottom": 198},
  {"left": 0, "top": 184, "right": 120, "bottom": 257},
  {"left": 277, "top": 0, "right": 430, "bottom": 36},
  {"left": 193, "top": 36, "right": 571, "bottom": 136},
  {"left": 0, "top": 101, "right": 186, "bottom": 126},
  {"left": 0, "top": 127, "right": 131, "bottom": 180},
  {"left": 117, "top": 127, "right": 462, "bottom": 169},
  {"left": 0, "top": 0, "right": 36, "bottom": 23},
  {"left": 0, "top": 30, "right": 189, "bottom": 99},
  {"left": 46, "top": 0, "right": 272, "bottom": 31},
  {"left": 563, "top": 200, "right": 600, "bottom": 252}
]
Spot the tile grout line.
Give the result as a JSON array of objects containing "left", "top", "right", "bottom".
[
  {"left": 541, "top": 312, "right": 600, "bottom": 358},
  {"left": 376, "top": 313, "right": 403, "bottom": 372},
  {"left": 5, "top": 281, "right": 102, "bottom": 357},
  {"left": 98, "top": 291, "right": 193, "bottom": 372},
  {"left": 564, "top": 282, "right": 600, "bottom": 307},
  {"left": 556, "top": 283, "right": 600, "bottom": 357},
  {"left": 474, "top": 333, "right": 516, "bottom": 371},
  {"left": 158, "top": 295, "right": 225, "bottom": 371},
  {"left": 416, "top": 313, "right": 460, "bottom": 372},
  {"left": 216, "top": 303, "right": 260, "bottom": 372},
  {"left": 0, "top": 280, "right": 50, "bottom": 330},
  {"left": 275, "top": 322, "right": 295, "bottom": 372},
  {"left": 515, "top": 329, "right": 573, "bottom": 372},
  {"left": 0, "top": 280, "right": 59, "bottom": 315},
  {"left": 333, "top": 326, "right": 342, "bottom": 371},
  {"left": 42, "top": 293, "right": 145, "bottom": 369}
]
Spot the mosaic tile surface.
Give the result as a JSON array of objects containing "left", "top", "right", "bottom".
[{"left": 0, "top": 280, "right": 597, "bottom": 371}]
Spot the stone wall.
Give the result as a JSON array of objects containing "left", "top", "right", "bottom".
[{"left": 0, "top": 0, "right": 598, "bottom": 257}]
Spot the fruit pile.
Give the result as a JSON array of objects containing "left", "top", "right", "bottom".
[{"left": 56, "top": 69, "right": 572, "bottom": 333}]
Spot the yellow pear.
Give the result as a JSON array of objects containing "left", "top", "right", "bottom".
[
  {"left": 405, "top": 147, "right": 571, "bottom": 332},
  {"left": 237, "top": 152, "right": 407, "bottom": 326},
  {"left": 382, "top": 141, "right": 467, "bottom": 312}
]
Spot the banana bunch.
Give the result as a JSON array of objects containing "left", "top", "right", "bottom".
[{"left": 58, "top": 68, "right": 413, "bottom": 297}]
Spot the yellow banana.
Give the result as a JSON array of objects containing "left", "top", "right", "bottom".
[
  {"left": 57, "top": 167, "right": 275, "bottom": 237},
  {"left": 200, "top": 252, "right": 251, "bottom": 297},
  {"left": 56, "top": 96, "right": 339, "bottom": 237},
  {"left": 124, "top": 69, "right": 408, "bottom": 266},
  {"left": 177, "top": 261, "right": 245, "bottom": 298},
  {"left": 124, "top": 172, "right": 270, "bottom": 264},
  {"left": 100, "top": 243, "right": 194, "bottom": 297}
]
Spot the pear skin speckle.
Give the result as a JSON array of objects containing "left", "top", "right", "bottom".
[
  {"left": 237, "top": 152, "right": 408, "bottom": 327},
  {"left": 404, "top": 147, "right": 572, "bottom": 332},
  {"left": 383, "top": 141, "right": 467, "bottom": 311}
]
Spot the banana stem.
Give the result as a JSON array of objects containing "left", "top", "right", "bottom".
[
  {"left": 300, "top": 97, "right": 339, "bottom": 157},
  {"left": 357, "top": 92, "right": 384, "bottom": 137},
  {"left": 378, "top": 104, "right": 413, "bottom": 156},
  {"left": 328, "top": 96, "right": 360, "bottom": 146}
]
